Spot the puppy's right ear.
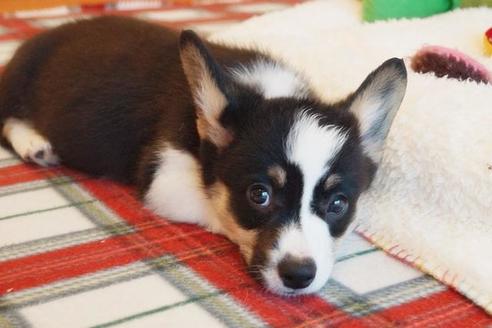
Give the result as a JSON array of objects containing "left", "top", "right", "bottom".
[{"left": 180, "top": 30, "right": 233, "bottom": 149}]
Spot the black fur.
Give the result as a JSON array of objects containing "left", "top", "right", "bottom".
[
  {"left": 0, "top": 16, "right": 261, "bottom": 192},
  {"left": 0, "top": 16, "right": 405, "bottom": 291}
]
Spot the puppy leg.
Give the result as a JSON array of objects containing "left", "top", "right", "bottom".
[{"left": 2, "top": 118, "right": 59, "bottom": 166}]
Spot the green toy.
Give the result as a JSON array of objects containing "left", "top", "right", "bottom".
[{"left": 362, "top": 0, "right": 461, "bottom": 22}]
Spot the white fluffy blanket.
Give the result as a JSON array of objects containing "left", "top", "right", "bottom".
[{"left": 210, "top": 0, "right": 492, "bottom": 313}]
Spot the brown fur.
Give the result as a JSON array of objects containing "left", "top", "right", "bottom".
[{"left": 0, "top": 16, "right": 260, "bottom": 193}]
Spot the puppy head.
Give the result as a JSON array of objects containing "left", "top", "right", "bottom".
[{"left": 180, "top": 30, "right": 407, "bottom": 295}]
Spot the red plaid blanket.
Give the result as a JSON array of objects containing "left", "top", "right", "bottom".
[{"left": 0, "top": 2, "right": 491, "bottom": 327}]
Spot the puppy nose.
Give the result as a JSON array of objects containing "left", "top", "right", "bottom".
[{"left": 278, "top": 256, "right": 316, "bottom": 289}]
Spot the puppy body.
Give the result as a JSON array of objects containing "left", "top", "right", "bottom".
[
  {"left": 0, "top": 17, "right": 253, "bottom": 185},
  {"left": 0, "top": 16, "right": 407, "bottom": 295}
]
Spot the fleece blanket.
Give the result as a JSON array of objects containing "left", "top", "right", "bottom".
[{"left": 210, "top": 0, "right": 492, "bottom": 314}]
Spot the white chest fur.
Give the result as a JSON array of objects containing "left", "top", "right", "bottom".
[
  {"left": 143, "top": 144, "right": 257, "bottom": 261},
  {"left": 144, "top": 145, "right": 212, "bottom": 227}
]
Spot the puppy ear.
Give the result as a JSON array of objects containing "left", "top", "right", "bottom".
[
  {"left": 179, "top": 30, "right": 233, "bottom": 148},
  {"left": 349, "top": 58, "right": 407, "bottom": 162}
]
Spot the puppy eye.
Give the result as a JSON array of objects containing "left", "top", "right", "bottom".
[
  {"left": 247, "top": 183, "right": 271, "bottom": 208},
  {"left": 326, "top": 193, "right": 349, "bottom": 219}
]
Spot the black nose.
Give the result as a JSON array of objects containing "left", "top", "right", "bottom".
[{"left": 278, "top": 256, "right": 316, "bottom": 289}]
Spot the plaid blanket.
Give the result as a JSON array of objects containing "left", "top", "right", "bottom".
[{"left": 0, "top": 2, "right": 491, "bottom": 327}]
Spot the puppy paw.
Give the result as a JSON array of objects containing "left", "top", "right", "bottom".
[
  {"left": 23, "top": 136, "right": 60, "bottom": 167},
  {"left": 3, "top": 118, "right": 60, "bottom": 167}
]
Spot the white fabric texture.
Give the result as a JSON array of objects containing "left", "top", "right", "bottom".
[{"left": 210, "top": 0, "right": 492, "bottom": 313}]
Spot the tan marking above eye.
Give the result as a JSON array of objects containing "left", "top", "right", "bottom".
[
  {"left": 324, "top": 174, "right": 342, "bottom": 190},
  {"left": 268, "top": 165, "right": 287, "bottom": 187}
]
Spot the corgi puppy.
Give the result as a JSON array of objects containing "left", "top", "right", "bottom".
[{"left": 0, "top": 16, "right": 406, "bottom": 295}]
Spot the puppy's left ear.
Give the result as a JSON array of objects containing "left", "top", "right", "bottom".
[
  {"left": 349, "top": 58, "right": 407, "bottom": 162},
  {"left": 180, "top": 30, "right": 233, "bottom": 149}
]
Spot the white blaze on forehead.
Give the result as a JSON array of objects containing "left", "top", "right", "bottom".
[
  {"left": 231, "top": 60, "right": 309, "bottom": 99},
  {"left": 287, "top": 112, "right": 347, "bottom": 232},
  {"left": 262, "top": 112, "right": 348, "bottom": 293},
  {"left": 286, "top": 111, "right": 348, "bottom": 199}
]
